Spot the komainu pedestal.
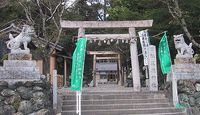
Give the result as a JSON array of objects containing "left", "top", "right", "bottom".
[
  {"left": 174, "top": 58, "right": 196, "bottom": 65},
  {"left": 0, "top": 56, "right": 40, "bottom": 82},
  {"left": 8, "top": 53, "right": 32, "bottom": 60}
]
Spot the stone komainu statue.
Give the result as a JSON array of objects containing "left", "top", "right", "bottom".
[
  {"left": 7, "top": 25, "right": 35, "bottom": 54},
  {"left": 174, "top": 34, "right": 194, "bottom": 58}
]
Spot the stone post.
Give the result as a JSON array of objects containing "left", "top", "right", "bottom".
[
  {"left": 117, "top": 54, "right": 122, "bottom": 85},
  {"left": 53, "top": 70, "right": 58, "bottom": 110},
  {"left": 129, "top": 27, "right": 141, "bottom": 91},
  {"left": 64, "top": 58, "right": 67, "bottom": 86},
  {"left": 172, "top": 75, "right": 178, "bottom": 106},
  {"left": 123, "top": 67, "right": 127, "bottom": 86},
  {"left": 148, "top": 45, "right": 158, "bottom": 91}
]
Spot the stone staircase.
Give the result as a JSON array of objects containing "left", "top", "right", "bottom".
[{"left": 61, "top": 88, "right": 187, "bottom": 115}]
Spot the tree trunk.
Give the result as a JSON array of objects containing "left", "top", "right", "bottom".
[
  {"left": 43, "top": 56, "right": 50, "bottom": 74},
  {"left": 162, "top": 0, "right": 200, "bottom": 48},
  {"left": 174, "top": 0, "right": 200, "bottom": 48}
]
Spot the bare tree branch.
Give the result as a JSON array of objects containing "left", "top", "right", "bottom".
[
  {"left": 161, "top": 0, "right": 200, "bottom": 48},
  {"left": 48, "top": 3, "right": 60, "bottom": 30},
  {"left": 0, "top": 0, "right": 8, "bottom": 8},
  {"left": 35, "top": 0, "right": 46, "bottom": 37},
  {"left": 16, "top": 0, "right": 77, "bottom": 55},
  {"left": 18, "top": 1, "right": 35, "bottom": 24},
  {"left": 46, "top": 2, "right": 62, "bottom": 22},
  {"left": 49, "top": 2, "right": 65, "bottom": 55}
]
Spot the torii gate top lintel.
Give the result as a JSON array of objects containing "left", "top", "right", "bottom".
[
  {"left": 87, "top": 51, "right": 119, "bottom": 55},
  {"left": 60, "top": 20, "right": 153, "bottom": 28}
]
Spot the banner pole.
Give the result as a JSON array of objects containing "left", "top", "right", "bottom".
[
  {"left": 79, "top": 91, "right": 81, "bottom": 115},
  {"left": 76, "top": 91, "right": 78, "bottom": 114},
  {"left": 145, "top": 65, "right": 149, "bottom": 87}
]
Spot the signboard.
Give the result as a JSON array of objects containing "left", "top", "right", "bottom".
[
  {"left": 138, "top": 30, "right": 150, "bottom": 65},
  {"left": 148, "top": 45, "right": 158, "bottom": 91}
]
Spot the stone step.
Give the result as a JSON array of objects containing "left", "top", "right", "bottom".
[
  {"left": 121, "top": 112, "right": 187, "bottom": 115},
  {"left": 62, "top": 103, "right": 172, "bottom": 111},
  {"left": 61, "top": 107, "right": 185, "bottom": 115},
  {"left": 63, "top": 90, "right": 165, "bottom": 95},
  {"left": 63, "top": 98, "right": 169, "bottom": 105},
  {"left": 63, "top": 93, "right": 166, "bottom": 100}
]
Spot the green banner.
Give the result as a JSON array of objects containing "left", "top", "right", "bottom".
[
  {"left": 158, "top": 32, "right": 171, "bottom": 75},
  {"left": 70, "top": 37, "right": 87, "bottom": 91}
]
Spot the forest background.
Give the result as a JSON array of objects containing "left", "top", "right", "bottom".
[{"left": 0, "top": 0, "right": 200, "bottom": 84}]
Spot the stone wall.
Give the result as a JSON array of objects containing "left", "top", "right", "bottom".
[
  {"left": 177, "top": 80, "right": 200, "bottom": 115},
  {"left": 0, "top": 76, "right": 52, "bottom": 115},
  {"left": 165, "top": 80, "right": 200, "bottom": 115},
  {"left": 178, "top": 80, "right": 200, "bottom": 115}
]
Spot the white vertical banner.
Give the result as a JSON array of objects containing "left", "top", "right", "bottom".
[
  {"left": 148, "top": 45, "right": 158, "bottom": 91},
  {"left": 138, "top": 30, "right": 150, "bottom": 65}
]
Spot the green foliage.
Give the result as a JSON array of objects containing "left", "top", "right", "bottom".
[
  {"left": 0, "top": 1, "right": 25, "bottom": 26},
  {"left": 181, "top": 0, "right": 200, "bottom": 39},
  {"left": 194, "top": 54, "right": 200, "bottom": 63},
  {"left": 1, "top": 0, "right": 200, "bottom": 80},
  {"left": 12, "top": 99, "right": 20, "bottom": 110},
  {"left": 0, "top": 54, "right": 8, "bottom": 63},
  {"left": 108, "top": 6, "right": 141, "bottom": 20}
]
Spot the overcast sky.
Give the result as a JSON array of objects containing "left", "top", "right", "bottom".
[{"left": 64, "top": 0, "right": 77, "bottom": 8}]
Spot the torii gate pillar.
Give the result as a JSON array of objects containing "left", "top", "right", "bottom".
[{"left": 129, "top": 28, "right": 141, "bottom": 91}]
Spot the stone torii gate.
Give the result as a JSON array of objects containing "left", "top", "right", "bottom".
[{"left": 60, "top": 20, "right": 153, "bottom": 91}]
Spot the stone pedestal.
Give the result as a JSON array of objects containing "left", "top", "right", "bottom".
[
  {"left": 8, "top": 53, "right": 32, "bottom": 60},
  {"left": 0, "top": 60, "right": 40, "bottom": 82},
  {"left": 174, "top": 58, "right": 196, "bottom": 64},
  {"left": 0, "top": 53, "right": 40, "bottom": 83}
]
